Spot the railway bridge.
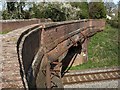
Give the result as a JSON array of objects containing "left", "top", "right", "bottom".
[{"left": 1, "top": 19, "right": 105, "bottom": 89}]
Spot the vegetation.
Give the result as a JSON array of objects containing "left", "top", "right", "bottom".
[
  {"left": 106, "top": 19, "right": 118, "bottom": 28},
  {"left": 70, "top": 2, "right": 89, "bottom": 19},
  {"left": 2, "top": 2, "right": 26, "bottom": 19},
  {"left": 70, "top": 24, "right": 119, "bottom": 70},
  {"left": 89, "top": 2, "right": 106, "bottom": 19},
  {"left": 105, "top": 1, "right": 119, "bottom": 29},
  {"left": 2, "top": 1, "right": 107, "bottom": 21},
  {"left": 0, "top": 31, "right": 9, "bottom": 34}
]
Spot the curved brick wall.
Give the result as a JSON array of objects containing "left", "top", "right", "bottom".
[
  {"left": 1, "top": 19, "right": 105, "bottom": 89},
  {"left": 2, "top": 24, "right": 41, "bottom": 88}
]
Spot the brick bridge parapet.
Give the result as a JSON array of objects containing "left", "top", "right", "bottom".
[
  {"left": 1, "top": 24, "right": 41, "bottom": 88},
  {"left": 1, "top": 19, "right": 105, "bottom": 89},
  {"left": 0, "top": 18, "right": 52, "bottom": 33}
]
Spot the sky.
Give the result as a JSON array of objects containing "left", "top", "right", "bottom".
[
  {"left": 114, "top": 0, "right": 119, "bottom": 4},
  {"left": 0, "top": 0, "right": 119, "bottom": 11}
]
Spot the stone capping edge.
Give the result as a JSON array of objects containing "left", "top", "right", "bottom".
[
  {"left": 42, "top": 19, "right": 87, "bottom": 29},
  {"left": 42, "top": 19, "right": 105, "bottom": 29}
]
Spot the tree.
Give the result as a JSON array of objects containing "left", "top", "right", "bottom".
[
  {"left": 16, "top": 2, "right": 25, "bottom": 19},
  {"left": 89, "top": 2, "right": 106, "bottom": 19},
  {"left": 44, "top": 3, "right": 66, "bottom": 21},
  {"left": 2, "top": 1, "right": 26, "bottom": 19},
  {"left": 30, "top": 3, "right": 66, "bottom": 21},
  {"left": 70, "top": 2, "right": 89, "bottom": 19},
  {"left": 6, "top": 2, "right": 16, "bottom": 13},
  {"left": 2, "top": 2, "right": 90, "bottom": 21},
  {"left": 4, "top": 2, "right": 18, "bottom": 19}
]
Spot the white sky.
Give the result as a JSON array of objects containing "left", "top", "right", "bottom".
[{"left": 0, "top": 0, "right": 119, "bottom": 11}]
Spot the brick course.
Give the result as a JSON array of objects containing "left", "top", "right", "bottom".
[{"left": 0, "top": 19, "right": 52, "bottom": 33}]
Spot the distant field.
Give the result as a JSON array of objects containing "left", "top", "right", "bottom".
[{"left": 70, "top": 24, "right": 119, "bottom": 70}]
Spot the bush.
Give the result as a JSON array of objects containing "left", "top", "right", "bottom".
[{"left": 106, "top": 19, "right": 118, "bottom": 28}]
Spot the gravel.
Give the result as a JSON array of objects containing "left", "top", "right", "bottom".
[
  {"left": 64, "top": 67, "right": 120, "bottom": 88},
  {"left": 65, "top": 66, "right": 120, "bottom": 75},
  {"left": 64, "top": 79, "right": 120, "bottom": 88}
]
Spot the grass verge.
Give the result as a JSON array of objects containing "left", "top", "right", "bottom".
[{"left": 0, "top": 31, "right": 9, "bottom": 34}]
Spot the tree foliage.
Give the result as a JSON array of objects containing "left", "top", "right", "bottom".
[
  {"left": 44, "top": 3, "right": 66, "bottom": 21},
  {"left": 2, "top": 1, "right": 107, "bottom": 21},
  {"left": 89, "top": 2, "right": 106, "bottom": 19},
  {"left": 30, "top": 3, "right": 66, "bottom": 21},
  {"left": 7, "top": 2, "right": 16, "bottom": 13},
  {"left": 70, "top": 2, "right": 89, "bottom": 19},
  {"left": 2, "top": 2, "right": 26, "bottom": 19}
]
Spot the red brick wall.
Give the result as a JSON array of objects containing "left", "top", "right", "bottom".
[
  {"left": 2, "top": 24, "right": 40, "bottom": 88},
  {"left": 1, "top": 19, "right": 52, "bottom": 32},
  {"left": 1, "top": 19, "right": 105, "bottom": 89}
]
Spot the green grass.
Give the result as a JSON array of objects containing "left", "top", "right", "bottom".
[
  {"left": 70, "top": 24, "right": 119, "bottom": 70},
  {"left": 0, "top": 31, "right": 9, "bottom": 34}
]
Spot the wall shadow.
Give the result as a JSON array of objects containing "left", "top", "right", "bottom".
[
  {"left": 61, "top": 42, "right": 82, "bottom": 77},
  {"left": 17, "top": 26, "right": 41, "bottom": 89}
]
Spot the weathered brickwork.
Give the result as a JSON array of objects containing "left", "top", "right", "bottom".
[
  {"left": 1, "top": 19, "right": 52, "bottom": 32},
  {"left": 1, "top": 24, "right": 40, "bottom": 88},
  {"left": 1, "top": 19, "right": 105, "bottom": 89}
]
